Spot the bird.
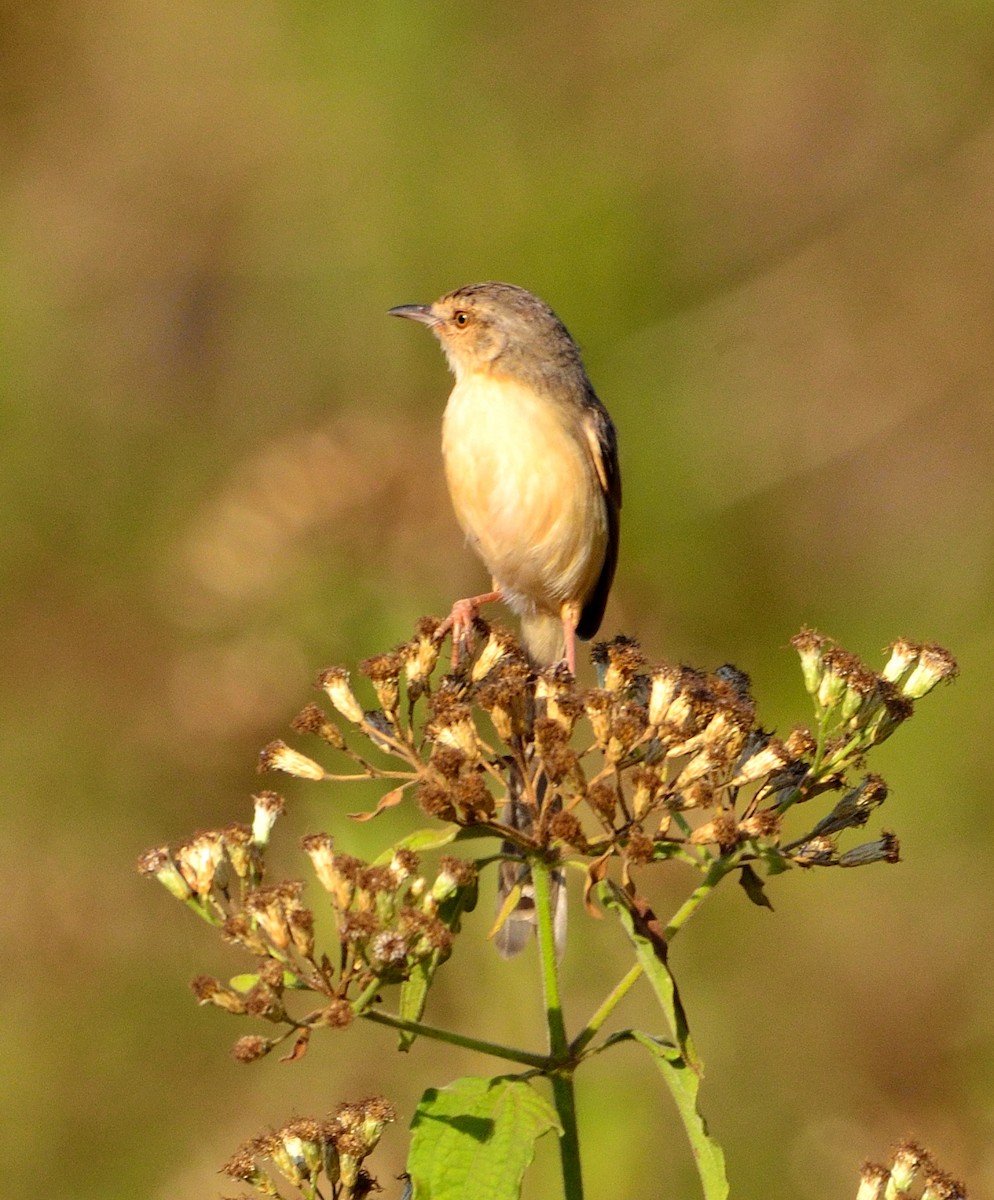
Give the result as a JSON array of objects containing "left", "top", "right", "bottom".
[{"left": 388, "top": 281, "right": 621, "bottom": 675}]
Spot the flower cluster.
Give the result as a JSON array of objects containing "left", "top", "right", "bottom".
[
  {"left": 140, "top": 619, "right": 956, "bottom": 1053},
  {"left": 138, "top": 788, "right": 477, "bottom": 1063},
  {"left": 858, "top": 1140, "right": 966, "bottom": 1200},
  {"left": 222, "top": 1096, "right": 396, "bottom": 1200},
  {"left": 256, "top": 622, "right": 955, "bottom": 896}
]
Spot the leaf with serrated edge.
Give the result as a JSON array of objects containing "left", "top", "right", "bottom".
[{"left": 408, "top": 1076, "right": 561, "bottom": 1200}]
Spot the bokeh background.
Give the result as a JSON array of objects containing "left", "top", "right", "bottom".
[{"left": 3, "top": 2, "right": 993, "bottom": 1197}]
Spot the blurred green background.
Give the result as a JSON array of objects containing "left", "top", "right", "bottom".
[{"left": 3, "top": 2, "right": 993, "bottom": 1197}]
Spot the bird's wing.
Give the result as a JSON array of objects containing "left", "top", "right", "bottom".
[{"left": 577, "top": 398, "right": 621, "bottom": 641}]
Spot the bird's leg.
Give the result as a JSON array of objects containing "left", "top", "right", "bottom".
[
  {"left": 437, "top": 588, "right": 503, "bottom": 665},
  {"left": 560, "top": 603, "right": 581, "bottom": 676}
]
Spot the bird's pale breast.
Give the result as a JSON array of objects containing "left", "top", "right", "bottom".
[{"left": 441, "top": 372, "right": 608, "bottom": 618}]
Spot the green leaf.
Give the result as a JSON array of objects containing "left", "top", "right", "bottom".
[
  {"left": 408, "top": 1076, "right": 561, "bottom": 1200},
  {"left": 599, "top": 883, "right": 729, "bottom": 1200},
  {"left": 228, "top": 970, "right": 308, "bottom": 993},
  {"left": 607, "top": 1030, "right": 729, "bottom": 1200},
  {"left": 372, "top": 827, "right": 461, "bottom": 862},
  {"left": 738, "top": 864, "right": 774, "bottom": 910},
  {"left": 599, "top": 881, "right": 698, "bottom": 1069}
]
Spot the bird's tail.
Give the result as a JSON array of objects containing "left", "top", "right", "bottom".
[
  {"left": 494, "top": 760, "right": 566, "bottom": 958},
  {"left": 520, "top": 612, "right": 564, "bottom": 668}
]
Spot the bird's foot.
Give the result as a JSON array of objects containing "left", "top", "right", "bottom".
[{"left": 437, "top": 590, "right": 502, "bottom": 667}]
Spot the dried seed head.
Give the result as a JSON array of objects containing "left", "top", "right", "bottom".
[
  {"left": 451, "top": 773, "right": 495, "bottom": 822},
  {"left": 737, "top": 809, "right": 781, "bottom": 840},
  {"left": 475, "top": 661, "right": 531, "bottom": 741},
  {"left": 890, "top": 1141, "right": 930, "bottom": 1193},
  {"left": 784, "top": 726, "right": 817, "bottom": 758},
  {"left": 901, "top": 643, "right": 958, "bottom": 699},
  {"left": 791, "top": 628, "right": 831, "bottom": 696},
  {"left": 606, "top": 701, "right": 648, "bottom": 763},
  {"left": 222, "top": 822, "right": 254, "bottom": 879},
  {"left": 587, "top": 780, "right": 619, "bottom": 823},
  {"left": 838, "top": 831, "right": 900, "bottom": 867},
  {"left": 535, "top": 717, "right": 579, "bottom": 783},
  {"left": 191, "top": 974, "right": 247, "bottom": 1014},
  {"left": 808, "top": 775, "right": 887, "bottom": 838},
  {"left": 631, "top": 765, "right": 665, "bottom": 820},
  {"left": 359, "top": 651, "right": 404, "bottom": 716},
  {"left": 252, "top": 790, "right": 286, "bottom": 845},
  {"left": 881, "top": 638, "right": 922, "bottom": 686},
  {"left": 403, "top": 618, "right": 442, "bottom": 695},
  {"left": 647, "top": 664, "right": 683, "bottom": 726},
  {"left": 232, "top": 1034, "right": 274, "bottom": 1063},
  {"left": 583, "top": 689, "right": 613, "bottom": 749},
  {"left": 258, "top": 740, "right": 327, "bottom": 781},
  {"left": 864, "top": 690, "right": 914, "bottom": 745},
  {"left": 729, "top": 737, "right": 791, "bottom": 786},
  {"left": 317, "top": 667, "right": 365, "bottom": 724},
  {"left": 594, "top": 634, "right": 646, "bottom": 692},
  {"left": 471, "top": 626, "right": 522, "bottom": 681},
  {"left": 817, "top": 648, "right": 863, "bottom": 710},
  {"left": 291, "top": 703, "right": 346, "bottom": 750},
  {"left": 314, "top": 998, "right": 354, "bottom": 1028},
  {"left": 136, "top": 846, "right": 193, "bottom": 901},
  {"left": 427, "top": 689, "right": 480, "bottom": 758},
  {"left": 548, "top": 810, "right": 586, "bottom": 850},
  {"left": 625, "top": 829, "right": 655, "bottom": 864},
  {"left": 174, "top": 831, "right": 225, "bottom": 896},
  {"left": 790, "top": 836, "right": 838, "bottom": 866},
  {"left": 417, "top": 778, "right": 458, "bottom": 822},
  {"left": 536, "top": 663, "right": 583, "bottom": 732},
  {"left": 856, "top": 1162, "right": 890, "bottom": 1200},
  {"left": 690, "top": 814, "right": 739, "bottom": 850}
]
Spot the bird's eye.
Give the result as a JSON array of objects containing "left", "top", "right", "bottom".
[{"left": 453, "top": 310, "right": 470, "bottom": 327}]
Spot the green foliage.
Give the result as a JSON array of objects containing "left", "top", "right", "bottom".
[{"left": 408, "top": 1077, "right": 561, "bottom": 1200}]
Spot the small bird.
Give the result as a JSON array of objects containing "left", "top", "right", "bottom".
[{"left": 389, "top": 282, "right": 621, "bottom": 674}]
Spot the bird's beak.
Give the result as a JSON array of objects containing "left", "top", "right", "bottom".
[{"left": 388, "top": 303, "right": 439, "bottom": 327}]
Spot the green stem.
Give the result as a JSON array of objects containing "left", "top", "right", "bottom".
[
  {"left": 569, "top": 962, "right": 643, "bottom": 1058},
  {"left": 533, "top": 861, "right": 568, "bottom": 1058},
  {"left": 664, "top": 854, "right": 737, "bottom": 941},
  {"left": 350, "top": 977, "right": 384, "bottom": 1015},
  {"left": 550, "top": 1073, "right": 584, "bottom": 1200},
  {"left": 360, "top": 1009, "right": 549, "bottom": 1069},
  {"left": 533, "top": 861, "right": 583, "bottom": 1200}
]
